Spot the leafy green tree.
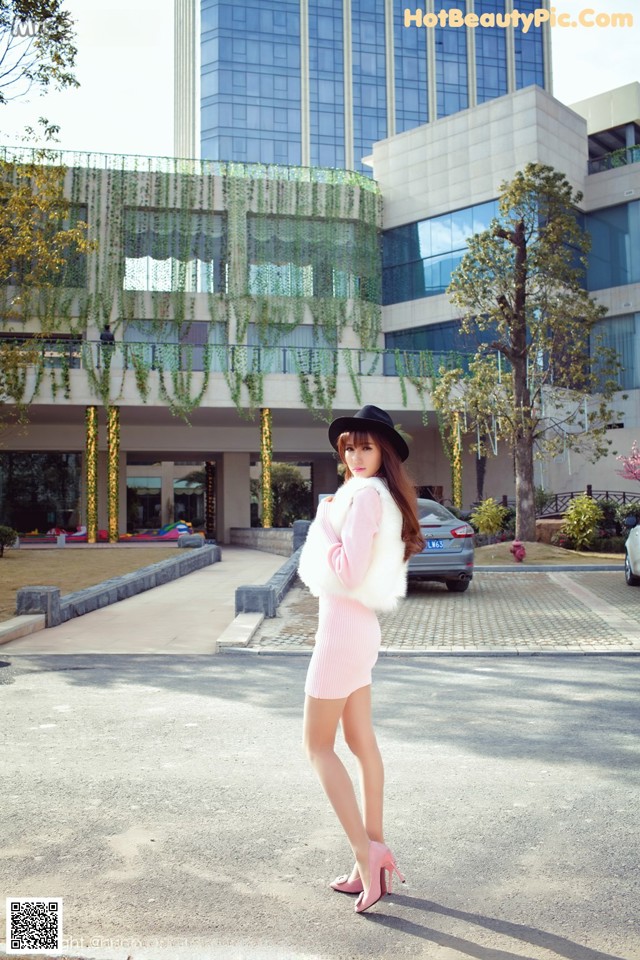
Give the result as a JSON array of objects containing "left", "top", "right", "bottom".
[
  {"left": 0, "top": 0, "right": 78, "bottom": 105},
  {"left": 0, "top": 524, "right": 17, "bottom": 555},
  {"left": 251, "top": 463, "right": 312, "bottom": 527},
  {"left": 0, "top": 121, "right": 91, "bottom": 427},
  {"left": 432, "top": 163, "right": 620, "bottom": 541}
]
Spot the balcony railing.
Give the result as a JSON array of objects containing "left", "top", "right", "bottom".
[
  {"left": 1, "top": 338, "right": 475, "bottom": 380},
  {"left": 588, "top": 145, "right": 640, "bottom": 174}
]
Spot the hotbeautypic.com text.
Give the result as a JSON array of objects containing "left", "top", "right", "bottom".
[{"left": 404, "top": 8, "right": 633, "bottom": 32}]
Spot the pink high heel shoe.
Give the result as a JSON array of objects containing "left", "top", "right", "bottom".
[
  {"left": 330, "top": 874, "right": 364, "bottom": 895},
  {"left": 354, "top": 841, "right": 405, "bottom": 914}
]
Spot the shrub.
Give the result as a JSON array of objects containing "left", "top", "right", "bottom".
[
  {"left": 469, "top": 498, "right": 509, "bottom": 538},
  {"left": 560, "top": 495, "right": 603, "bottom": 551},
  {"left": 593, "top": 536, "right": 626, "bottom": 554},
  {"left": 0, "top": 526, "right": 18, "bottom": 557},
  {"left": 551, "top": 530, "right": 574, "bottom": 550},
  {"left": 597, "top": 499, "right": 620, "bottom": 535},
  {"left": 534, "top": 486, "right": 554, "bottom": 515},
  {"left": 616, "top": 502, "right": 640, "bottom": 526},
  {"left": 501, "top": 506, "right": 516, "bottom": 534}
]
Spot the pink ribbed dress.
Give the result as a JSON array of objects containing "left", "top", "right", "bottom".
[{"left": 304, "top": 486, "right": 383, "bottom": 700}]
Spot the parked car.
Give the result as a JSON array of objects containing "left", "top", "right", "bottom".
[
  {"left": 408, "top": 498, "right": 475, "bottom": 592},
  {"left": 624, "top": 515, "right": 640, "bottom": 585}
]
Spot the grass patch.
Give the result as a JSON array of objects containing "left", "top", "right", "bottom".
[
  {"left": 0, "top": 546, "right": 176, "bottom": 623},
  {"left": 475, "top": 541, "right": 624, "bottom": 566}
]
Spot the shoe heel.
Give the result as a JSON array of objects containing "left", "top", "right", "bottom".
[
  {"left": 393, "top": 862, "right": 406, "bottom": 885},
  {"left": 384, "top": 860, "right": 405, "bottom": 896}
]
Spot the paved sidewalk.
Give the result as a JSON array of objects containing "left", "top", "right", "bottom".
[
  {"left": 2, "top": 548, "right": 639, "bottom": 658},
  {"left": 0, "top": 547, "right": 284, "bottom": 655},
  {"left": 1, "top": 654, "right": 638, "bottom": 960},
  {"left": 248, "top": 569, "right": 640, "bottom": 655}
]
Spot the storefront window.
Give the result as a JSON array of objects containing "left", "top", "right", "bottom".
[{"left": 0, "top": 453, "right": 81, "bottom": 533}]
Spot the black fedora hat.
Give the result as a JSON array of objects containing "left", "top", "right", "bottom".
[{"left": 328, "top": 404, "right": 409, "bottom": 462}]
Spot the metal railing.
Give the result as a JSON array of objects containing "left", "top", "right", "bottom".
[
  {"left": 588, "top": 145, "right": 640, "bottom": 174},
  {"left": 537, "top": 488, "right": 640, "bottom": 516},
  {"left": 1, "top": 337, "right": 475, "bottom": 379}
]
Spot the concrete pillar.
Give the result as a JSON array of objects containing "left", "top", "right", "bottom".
[
  {"left": 217, "top": 452, "right": 251, "bottom": 543},
  {"left": 312, "top": 458, "right": 339, "bottom": 506},
  {"left": 119, "top": 453, "right": 127, "bottom": 535},
  {"left": 97, "top": 450, "right": 108, "bottom": 531},
  {"left": 161, "top": 461, "right": 174, "bottom": 526}
]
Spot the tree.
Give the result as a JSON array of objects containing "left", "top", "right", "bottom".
[
  {"left": 432, "top": 163, "right": 620, "bottom": 541},
  {"left": 0, "top": 120, "right": 91, "bottom": 425},
  {"left": 617, "top": 442, "right": 640, "bottom": 484},
  {"left": 0, "top": 0, "right": 78, "bottom": 105},
  {"left": 251, "top": 463, "right": 312, "bottom": 527}
]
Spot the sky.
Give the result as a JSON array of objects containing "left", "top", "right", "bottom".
[{"left": 0, "top": 0, "right": 638, "bottom": 158}]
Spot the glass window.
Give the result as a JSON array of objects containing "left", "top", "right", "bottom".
[
  {"left": 0, "top": 453, "right": 82, "bottom": 533},
  {"left": 586, "top": 201, "right": 640, "bottom": 290},
  {"left": 382, "top": 200, "right": 500, "bottom": 303},
  {"left": 591, "top": 313, "right": 640, "bottom": 390},
  {"left": 247, "top": 214, "right": 379, "bottom": 302},
  {"left": 123, "top": 209, "right": 227, "bottom": 294},
  {"left": 127, "top": 477, "right": 162, "bottom": 530},
  {"left": 123, "top": 321, "right": 228, "bottom": 373}
]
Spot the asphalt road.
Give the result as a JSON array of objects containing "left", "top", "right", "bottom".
[{"left": 1, "top": 653, "right": 639, "bottom": 960}]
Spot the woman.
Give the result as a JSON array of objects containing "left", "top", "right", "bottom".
[{"left": 298, "top": 404, "right": 424, "bottom": 914}]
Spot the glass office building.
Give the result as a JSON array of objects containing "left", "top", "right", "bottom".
[{"left": 198, "top": 0, "right": 551, "bottom": 172}]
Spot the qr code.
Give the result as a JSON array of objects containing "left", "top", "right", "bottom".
[{"left": 6, "top": 898, "right": 63, "bottom": 954}]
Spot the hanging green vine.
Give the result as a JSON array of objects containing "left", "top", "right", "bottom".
[{"left": 1, "top": 147, "right": 384, "bottom": 422}]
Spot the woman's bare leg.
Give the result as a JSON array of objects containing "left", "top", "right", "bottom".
[
  {"left": 340, "top": 684, "right": 385, "bottom": 881},
  {"left": 303, "top": 693, "right": 372, "bottom": 889}
]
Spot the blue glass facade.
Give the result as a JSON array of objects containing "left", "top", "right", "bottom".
[
  {"left": 513, "top": 0, "right": 545, "bottom": 89},
  {"left": 586, "top": 201, "right": 640, "bottom": 290},
  {"left": 382, "top": 200, "right": 499, "bottom": 304},
  {"left": 201, "top": 0, "right": 302, "bottom": 165},
  {"left": 475, "top": 0, "right": 508, "bottom": 104},
  {"left": 591, "top": 314, "right": 640, "bottom": 390},
  {"left": 199, "top": 1, "right": 548, "bottom": 169},
  {"left": 385, "top": 320, "right": 498, "bottom": 354},
  {"left": 435, "top": 0, "right": 468, "bottom": 118},
  {"left": 351, "top": 0, "right": 387, "bottom": 171},
  {"left": 394, "top": 1, "right": 428, "bottom": 134},
  {"left": 309, "top": 0, "right": 344, "bottom": 168}
]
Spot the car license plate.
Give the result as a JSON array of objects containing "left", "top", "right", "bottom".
[{"left": 425, "top": 539, "right": 444, "bottom": 550}]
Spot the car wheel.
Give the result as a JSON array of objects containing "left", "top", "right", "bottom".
[
  {"left": 624, "top": 552, "right": 640, "bottom": 586},
  {"left": 446, "top": 579, "right": 470, "bottom": 593}
]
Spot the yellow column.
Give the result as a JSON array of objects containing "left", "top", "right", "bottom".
[
  {"left": 261, "top": 407, "right": 273, "bottom": 528},
  {"left": 85, "top": 405, "right": 99, "bottom": 543},
  {"left": 107, "top": 406, "right": 120, "bottom": 543}
]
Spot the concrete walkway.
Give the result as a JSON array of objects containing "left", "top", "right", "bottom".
[{"left": 0, "top": 547, "right": 284, "bottom": 655}]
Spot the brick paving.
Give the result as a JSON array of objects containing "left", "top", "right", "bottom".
[{"left": 249, "top": 570, "right": 640, "bottom": 654}]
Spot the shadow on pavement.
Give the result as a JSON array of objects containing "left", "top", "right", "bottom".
[{"left": 369, "top": 895, "right": 630, "bottom": 960}]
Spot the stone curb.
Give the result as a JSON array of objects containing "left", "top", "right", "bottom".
[
  {"left": 474, "top": 564, "right": 623, "bottom": 572},
  {"left": 217, "top": 612, "right": 265, "bottom": 648},
  {"left": 15, "top": 544, "right": 222, "bottom": 628},
  {"left": 0, "top": 614, "right": 46, "bottom": 647},
  {"left": 235, "top": 547, "right": 302, "bottom": 618},
  {"left": 220, "top": 645, "right": 640, "bottom": 657}
]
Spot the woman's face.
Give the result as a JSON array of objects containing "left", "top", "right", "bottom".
[{"left": 343, "top": 433, "right": 383, "bottom": 479}]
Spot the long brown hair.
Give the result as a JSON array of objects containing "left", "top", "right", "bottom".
[{"left": 337, "top": 430, "right": 425, "bottom": 561}]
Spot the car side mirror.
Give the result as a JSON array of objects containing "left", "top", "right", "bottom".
[{"left": 624, "top": 515, "right": 637, "bottom": 529}]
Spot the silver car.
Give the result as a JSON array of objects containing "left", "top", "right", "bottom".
[
  {"left": 624, "top": 515, "right": 640, "bottom": 586},
  {"left": 408, "top": 498, "right": 475, "bottom": 592}
]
